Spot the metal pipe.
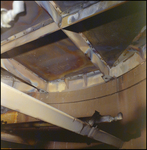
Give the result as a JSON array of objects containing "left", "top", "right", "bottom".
[
  {"left": 1, "top": 82, "right": 124, "bottom": 148},
  {"left": 1, "top": 132, "right": 27, "bottom": 145}
]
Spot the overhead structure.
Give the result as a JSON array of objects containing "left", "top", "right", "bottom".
[{"left": 1, "top": 1, "right": 146, "bottom": 149}]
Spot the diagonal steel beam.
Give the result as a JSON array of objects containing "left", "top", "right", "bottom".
[
  {"left": 1, "top": 82, "right": 124, "bottom": 148},
  {"left": 35, "top": 1, "right": 125, "bottom": 28},
  {"left": 62, "top": 29, "right": 110, "bottom": 77},
  {"left": 35, "top": 1, "right": 62, "bottom": 26}
]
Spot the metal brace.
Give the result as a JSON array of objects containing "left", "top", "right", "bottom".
[{"left": 87, "top": 111, "right": 123, "bottom": 127}]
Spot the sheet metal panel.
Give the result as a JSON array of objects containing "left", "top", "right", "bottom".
[
  {"left": 64, "top": 1, "right": 146, "bottom": 67},
  {"left": 7, "top": 30, "right": 97, "bottom": 81}
]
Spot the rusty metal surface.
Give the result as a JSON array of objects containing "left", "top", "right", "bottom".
[
  {"left": 64, "top": 1, "right": 146, "bottom": 67},
  {"left": 1, "top": 1, "right": 53, "bottom": 41},
  {"left": 1, "top": 111, "right": 18, "bottom": 124},
  {"left": 7, "top": 30, "right": 98, "bottom": 81}
]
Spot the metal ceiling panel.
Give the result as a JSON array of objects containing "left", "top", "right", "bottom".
[
  {"left": 6, "top": 30, "right": 97, "bottom": 81},
  {"left": 1, "top": 1, "right": 53, "bottom": 41},
  {"left": 64, "top": 1, "right": 146, "bottom": 67},
  {"left": 83, "top": 12, "right": 145, "bottom": 67}
]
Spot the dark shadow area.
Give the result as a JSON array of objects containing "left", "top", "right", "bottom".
[
  {"left": 1, "top": 106, "right": 146, "bottom": 149},
  {"left": 64, "top": 1, "right": 146, "bottom": 67},
  {"left": 93, "top": 106, "right": 146, "bottom": 142},
  {"left": 64, "top": 1, "right": 146, "bottom": 33},
  {"left": 1, "top": 140, "right": 34, "bottom": 149},
  {"left": 85, "top": 144, "right": 117, "bottom": 149},
  {"left": 1, "top": 30, "right": 67, "bottom": 59}
]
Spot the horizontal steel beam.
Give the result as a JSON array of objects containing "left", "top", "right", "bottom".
[
  {"left": 1, "top": 22, "right": 60, "bottom": 54},
  {"left": 1, "top": 82, "right": 124, "bottom": 148},
  {"left": 36, "top": 1, "right": 125, "bottom": 28}
]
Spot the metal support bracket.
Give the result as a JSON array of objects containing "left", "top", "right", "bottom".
[{"left": 86, "top": 111, "right": 123, "bottom": 127}]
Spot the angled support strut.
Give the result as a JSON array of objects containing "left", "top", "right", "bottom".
[{"left": 1, "top": 82, "right": 124, "bottom": 148}]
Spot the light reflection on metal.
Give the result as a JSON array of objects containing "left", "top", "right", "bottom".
[
  {"left": 110, "top": 53, "right": 144, "bottom": 77},
  {"left": 1, "top": 132, "right": 27, "bottom": 145},
  {"left": 1, "top": 59, "right": 48, "bottom": 91},
  {"left": 47, "top": 72, "right": 104, "bottom": 92},
  {"left": 1, "top": 68, "right": 37, "bottom": 93},
  {"left": 1, "top": 82, "right": 124, "bottom": 148}
]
